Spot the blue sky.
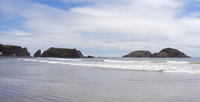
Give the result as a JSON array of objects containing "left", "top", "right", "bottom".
[{"left": 0, "top": 0, "right": 200, "bottom": 57}]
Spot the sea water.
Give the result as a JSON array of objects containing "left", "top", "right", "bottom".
[{"left": 0, "top": 57, "right": 200, "bottom": 102}]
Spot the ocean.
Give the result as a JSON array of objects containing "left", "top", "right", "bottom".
[{"left": 0, "top": 57, "right": 200, "bottom": 102}]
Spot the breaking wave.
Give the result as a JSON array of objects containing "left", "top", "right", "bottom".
[
  {"left": 103, "top": 59, "right": 199, "bottom": 64},
  {"left": 20, "top": 58, "right": 200, "bottom": 74}
]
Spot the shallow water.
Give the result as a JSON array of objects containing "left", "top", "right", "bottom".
[{"left": 0, "top": 58, "right": 200, "bottom": 102}]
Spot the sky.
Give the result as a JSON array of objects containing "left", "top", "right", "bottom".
[{"left": 0, "top": 0, "right": 200, "bottom": 57}]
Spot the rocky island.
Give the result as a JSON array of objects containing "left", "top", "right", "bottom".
[
  {"left": 123, "top": 48, "right": 190, "bottom": 58},
  {"left": 0, "top": 44, "right": 30, "bottom": 57},
  {"left": 34, "top": 47, "right": 84, "bottom": 58}
]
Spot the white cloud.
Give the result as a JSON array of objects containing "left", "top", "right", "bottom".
[{"left": 0, "top": 0, "right": 200, "bottom": 56}]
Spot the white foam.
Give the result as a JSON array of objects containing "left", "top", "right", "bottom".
[
  {"left": 103, "top": 59, "right": 191, "bottom": 64},
  {"left": 166, "top": 61, "right": 189, "bottom": 64},
  {"left": 23, "top": 59, "right": 39, "bottom": 62},
  {"left": 103, "top": 59, "right": 150, "bottom": 63},
  {"left": 40, "top": 60, "right": 62, "bottom": 64},
  {"left": 22, "top": 58, "right": 200, "bottom": 74},
  {"left": 49, "top": 58, "right": 82, "bottom": 61},
  {"left": 162, "top": 69, "right": 200, "bottom": 74},
  {"left": 190, "top": 62, "right": 200, "bottom": 64}
]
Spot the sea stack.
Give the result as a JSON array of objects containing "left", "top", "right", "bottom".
[
  {"left": 41, "top": 47, "right": 84, "bottom": 58},
  {"left": 0, "top": 44, "right": 30, "bottom": 57},
  {"left": 84, "top": 55, "right": 95, "bottom": 58},
  {"left": 152, "top": 48, "right": 190, "bottom": 58},
  {"left": 123, "top": 48, "right": 190, "bottom": 58},
  {"left": 34, "top": 50, "right": 41, "bottom": 57}
]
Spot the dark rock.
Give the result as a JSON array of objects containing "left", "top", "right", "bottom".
[
  {"left": 84, "top": 55, "right": 95, "bottom": 58},
  {"left": 123, "top": 48, "right": 190, "bottom": 58},
  {"left": 159, "top": 48, "right": 190, "bottom": 58},
  {"left": 23, "top": 47, "right": 30, "bottom": 56},
  {"left": 123, "top": 50, "right": 152, "bottom": 57},
  {"left": 152, "top": 52, "right": 168, "bottom": 58},
  {"left": 0, "top": 44, "right": 30, "bottom": 56},
  {"left": 34, "top": 50, "right": 41, "bottom": 57},
  {"left": 41, "top": 47, "right": 84, "bottom": 58}
]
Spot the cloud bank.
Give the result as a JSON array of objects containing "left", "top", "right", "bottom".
[{"left": 0, "top": 0, "right": 200, "bottom": 57}]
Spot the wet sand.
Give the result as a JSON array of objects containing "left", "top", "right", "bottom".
[{"left": 0, "top": 58, "right": 200, "bottom": 102}]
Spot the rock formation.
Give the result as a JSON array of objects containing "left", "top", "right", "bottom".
[
  {"left": 152, "top": 52, "right": 168, "bottom": 58},
  {"left": 0, "top": 44, "right": 30, "bottom": 56},
  {"left": 123, "top": 48, "right": 190, "bottom": 58},
  {"left": 41, "top": 47, "right": 84, "bottom": 58},
  {"left": 34, "top": 50, "right": 41, "bottom": 57},
  {"left": 152, "top": 48, "right": 190, "bottom": 58},
  {"left": 84, "top": 55, "right": 95, "bottom": 58},
  {"left": 123, "top": 50, "right": 152, "bottom": 57}
]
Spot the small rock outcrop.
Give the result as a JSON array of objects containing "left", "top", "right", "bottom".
[
  {"left": 34, "top": 50, "right": 41, "bottom": 57},
  {"left": 41, "top": 47, "right": 84, "bottom": 58},
  {"left": 0, "top": 44, "right": 30, "bottom": 56},
  {"left": 123, "top": 48, "right": 190, "bottom": 58},
  {"left": 123, "top": 50, "right": 152, "bottom": 57},
  {"left": 84, "top": 55, "right": 95, "bottom": 58}
]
